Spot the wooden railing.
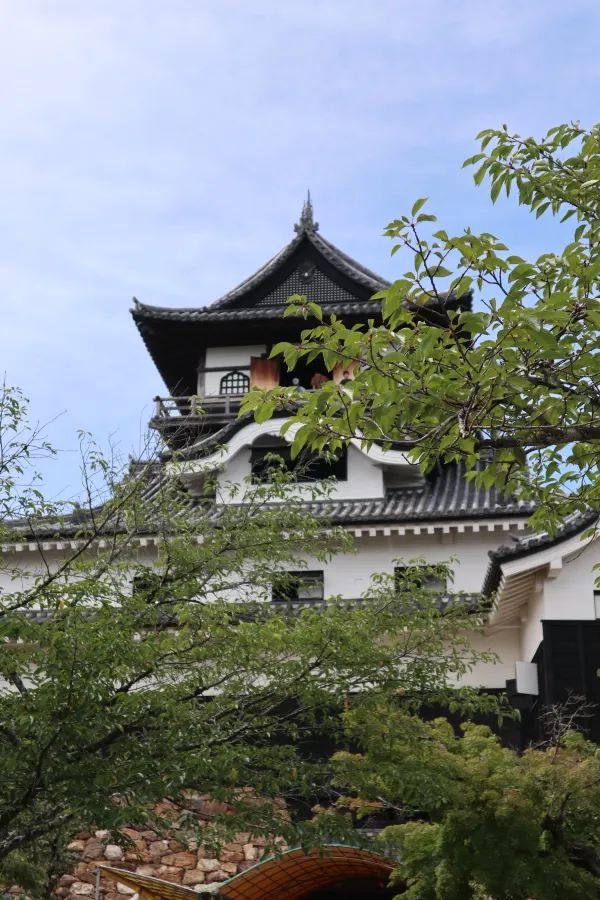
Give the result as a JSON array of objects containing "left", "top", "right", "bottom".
[{"left": 151, "top": 394, "right": 246, "bottom": 422}]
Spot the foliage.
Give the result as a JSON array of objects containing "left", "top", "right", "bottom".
[
  {"left": 321, "top": 702, "right": 600, "bottom": 899},
  {"left": 241, "top": 122, "right": 600, "bottom": 534},
  {"left": 0, "top": 385, "right": 494, "bottom": 895}
]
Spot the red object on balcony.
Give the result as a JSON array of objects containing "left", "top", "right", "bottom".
[{"left": 250, "top": 356, "right": 279, "bottom": 389}]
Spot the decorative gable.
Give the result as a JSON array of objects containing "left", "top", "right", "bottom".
[{"left": 255, "top": 264, "right": 360, "bottom": 307}]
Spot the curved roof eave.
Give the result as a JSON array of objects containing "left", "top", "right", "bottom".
[
  {"left": 130, "top": 221, "right": 391, "bottom": 325},
  {"left": 482, "top": 509, "right": 599, "bottom": 596},
  {"left": 131, "top": 298, "right": 381, "bottom": 324}
]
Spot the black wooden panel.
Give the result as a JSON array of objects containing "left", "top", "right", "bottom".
[{"left": 542, "top": 621, "right": 600, "bottom": 742}]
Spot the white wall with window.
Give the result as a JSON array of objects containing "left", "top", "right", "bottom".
[
  {"left": 202, "top": 345, "right": 266, "bottom": 395},
  {"left": 217, "top": 443, "right": 384, "bottom": 502}
]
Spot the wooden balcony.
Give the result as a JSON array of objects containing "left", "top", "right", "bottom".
[
  {"left": 149, "top": 394, "right": 247, "bottom": 448},
  {"left": 152, "top": 394, "right": 246, "bottom": 421}
]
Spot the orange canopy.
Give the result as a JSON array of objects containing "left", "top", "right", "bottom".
[
  {"left": 219, "top": 846, "right": 394, "bottom": 899},
  {"left": 100, "top": 846, "right": 394, "bottom": 899}
]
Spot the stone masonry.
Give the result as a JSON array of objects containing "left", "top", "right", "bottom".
[{"left": 1, "top": 800, "right": 287, "bottom": 899}]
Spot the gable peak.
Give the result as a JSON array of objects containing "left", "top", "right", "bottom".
[{"left": 294, "top": 190, "right": 319, "bottom": 234}]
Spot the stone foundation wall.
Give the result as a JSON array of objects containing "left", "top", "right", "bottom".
[{"left": 3, "top": 800, "right": 285, "bottom": 898}]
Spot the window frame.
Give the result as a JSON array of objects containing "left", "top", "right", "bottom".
[
  {"left": 272, "top": 570, "right": 325, "bottom": 604},
  {"left": 219, "top": 370, "right": 250, "bottom": 395}
]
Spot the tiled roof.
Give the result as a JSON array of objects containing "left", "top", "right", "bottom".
[
  {"left": 302, "top": 462, "right": 534, "bottom": 524},
  {"left": 131, "top": 298, "right": 380, "bottom": 324},
  {"left": 131, "top": 203, "right": 389, "bottom": 324},
  {"left": 5, "top": 459, "right": 533, "bottom": 545},
  {"left": 482, "top": 510, "right": 598, "bottom": 595},
  {"left": 130, "top": 204, "right": 473, "bottom": 399},
  {"left": 197, "top": 209, "right": 389, "bottom": 311}
]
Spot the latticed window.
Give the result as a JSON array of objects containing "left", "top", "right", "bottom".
[
  {"left": 219, "top": 370, "right": 250, "bottom": 395},
  {"left": 272, "top": 571, "right": 324, "bottom": 604}
]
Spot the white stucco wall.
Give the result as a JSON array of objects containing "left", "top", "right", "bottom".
[
  {"left": 216, "top": 444, "right": 386, "bottom": 503},
  {"left": 203, "top": 345, "right": 266, "bottom": 395},
  {"left": 318, "top": 529, "right": 514, "bottom": 596},
  {"left": 542, "top": 542, "right": 600, "bottom": 620},
  {"left": 458, "top": 627, "right": 521, "bottom": 689},
  {"left": 498, "top": 533, "right": 600, "bottom": 664},
  {"left": 519, "top": 589, "right": 545, "bottom": 665}
]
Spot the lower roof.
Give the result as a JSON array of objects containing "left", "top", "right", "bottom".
[
  {"left": 482, "top": 509, "right": 598, "bottom": 596},
  {"left": 5, "top": 458, "right": 533, "bottom": 544},
  {"left": 303, "top": 462, "right": 533, "bottom": 524}
]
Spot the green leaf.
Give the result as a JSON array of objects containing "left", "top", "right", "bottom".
[{"left": 411, "top": 197, "right": 428, "bottom": 216}]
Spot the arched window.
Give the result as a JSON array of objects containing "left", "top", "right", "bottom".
[{"left": 219, "top": 370, "right": 250, "bottom": 395}]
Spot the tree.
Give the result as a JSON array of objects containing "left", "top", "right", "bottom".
[
  {"left": 241, "top": 122, "right": 600, "bottom": 534},
  {"left": 320, "top": 699, "right": 600, "bottom": 899},
  {"left": 0, "top": 385, "right": 494, "bottom": 896}
]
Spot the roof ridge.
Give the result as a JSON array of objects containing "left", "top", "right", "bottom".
[
  {"left": 309, "top": 230, "right": 389, "bottom": 290},
  {"left": 207, "top": 234, "right": 304, "bottom": 310},
  {"left": 132, "top": 214, "right": 390, "bottom": 320}
]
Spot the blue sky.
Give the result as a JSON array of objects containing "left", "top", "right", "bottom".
[{"left": 1, "top": 1, "right": 599, "bottom": 501}]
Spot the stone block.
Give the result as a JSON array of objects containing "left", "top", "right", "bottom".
[
  {"left": 206, "top": 870, "right": 227, "bottom": 884},
  {"left": 182, "top": 869, "right": 206, "bottom": 885},
  {"left": 161, "top": 851, "right": 197, "bottom": 868},
  {"left": 219, "top": 848, "right": 243, "bottom": 864},
  {"left": 119, "top": 827, "right": 141, "bottom": 841},
  {"left": 237, "top": 860, "right": 257, "bottom": 872},
  {"left": 221, "top": 862, "right": 238, "bottom": 875},
  {"left": 71, "top": 883, "right": 95, "bottom": 896},
  {"left": 196, "top": 858, "right": 220, "bottom": 872},
  {"left": 82, "top": 839, "right": 105, "bottom": 860},
  {"left": 149, "top": 839, "right": 170, "bottom": 857},
  {"left": 140, "top": 830, "right": 158, "bottom": 841},
  {"left": 67, "top": 840, "right": 86, "bottom": 852},
  {"left": 104, "top": 844, "right": 124, "bottom": 860},
  {"left": 135, "top": 865, "right": 157, "bottom": 877},
  {"left": 155, "top": 865, "right": 183, "bottom": 883}
]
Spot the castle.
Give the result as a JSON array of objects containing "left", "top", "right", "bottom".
[{"left": 131, "top": 197, "right": 600, "bottom": 746}]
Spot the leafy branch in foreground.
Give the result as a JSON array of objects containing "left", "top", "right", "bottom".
[
  {"left": 319, "top": 699, "right": 600, "bottom": 899},
  {"left": 241, "top": 121, "right": 600, "bottom": 533},
  {"left": 0, "top": 384, "right": 496, "bottom": 895}
]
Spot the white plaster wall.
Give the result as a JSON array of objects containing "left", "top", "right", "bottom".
[
  {"left": 0, "top": 527, "right": 523, "bottom": 690},
  {"left": 501, "top": 535, "right": 600, "bottom": 664},
  {"left": 203, "top": 345, "right": 266, "bottom": 395},
  {"left": 216, "top": 444, "right": 384, "bottom": 503},
  {"left": 458, "top": 627, "right": 520, "bottom": 689},
  {"left": 1, "top": 524, "right": 514, "bottom": 603},
  {"left": 260, "top": 535, "right": 520, "bottom": 690},
  {"left": 520, "top": 590, "right": 545, "bottom": 664},
  {"left": 8, "top": 529, "right": 599, "bottom": 692},
  {"left": 0, "top": 544, "right": 159, "bottom": 597},
  {"left": 217, "top": 447, "right": 251, "bottom": 493},
  {"left": 318, "top": 530, "right": 514, "bottom": 596},
  {"left": 542, "top": 541, "right": 600, "bottom": 621}
]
